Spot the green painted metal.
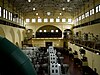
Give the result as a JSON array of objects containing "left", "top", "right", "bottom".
[{"left": 0, "top": 36, "right": 37, "bottom": 75}]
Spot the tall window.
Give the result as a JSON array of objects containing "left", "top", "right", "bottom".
[
  {"left": 99, "top": 5, "right": 100, "bottom": 12},
  {"left": 76, "top": 18, "right": 78, "bottom": 22},
  {"left": 90, "top": 9, "right": 94, "bottom": 15},
  {"left": 6, "top": 10, "right": 8, "bottom": 19},
  {"left": 17, "top": 18, "right": 19, "bottom": 23},
  {"left": 26, "top": 19, "right": 30, "bottom": 22},
  {"left": 10, "top": 13, "right": 12, "bottom": 21},
  {"left": 0, "top": 7, "right": 1, "bottom": 17},
  {"left": 92, "top": 9, "right": 94, "bottom": 15},
  {"left": 85, "top": 12, "right": 89, "bottom": 17},
  {"left": 3, "top": 9, "right": 6, "bottom": 18},
  {"left": 19, "top": 18, "right": 21, "bottom": 24},
  {"left": 9, "top": 12, "right": 11, "bottom": 20},
  {"left": 96, "top": 6, "right": 99, "bottom": 13},
  {"left": 62, "top": 18, "right": 66, "bottom": 22},
  {"left": 68, "top": 18, "right": 72, "bottom": 23},
  {"left": 50, "top": 18, "right": 54, "bottom": 22},
  {"left": 79, "top": 16, "right": 81, "bottom": 21},
  {"left": 90, "top": 10, "right": 92, "bottom": 15},
  {"left": 32, "top": 18, "right": 36, "bottom": 23},
  {"left": 82, "top": 14, "right": 85, "bottom": 19}
]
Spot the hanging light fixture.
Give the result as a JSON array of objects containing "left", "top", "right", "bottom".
[
  {"left": 36, "top": 13, "right": 38, "bottom": 15},
  {"left": 60, "top": 13, "right": 62, "bottom": 15},
  {"left": 28, "top": 0, "right": 31, "bottom": 2},
  {"left": 47, "top": 12, "right": 51, "bottom": 16},
  {"left": 33, "top": 8, "right": 36, "bottom": 10},
  {"left": 67, "top": 0, "right": 70, "bottom": 2},
  {"left": 62, "top": 8, "right": 65, "bottom": 10}
]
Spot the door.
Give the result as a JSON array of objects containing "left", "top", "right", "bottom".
[{"left": 45, "top": 42, "right": 52, "bottom": 48}]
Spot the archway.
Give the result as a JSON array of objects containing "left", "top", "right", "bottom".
[
  {"left": 17, "top": 30, "right": 21, "bottom": 47},
  {"left": 36, "top": 25, "right": 62, "bottom": 38},
  {"left": 10, "top": 28, "right": 15, "bottom": 44},
  {"left": 0, "top": 27, "right": 5, "bottom": 37}
]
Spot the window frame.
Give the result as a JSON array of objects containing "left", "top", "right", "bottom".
[
  {"left": 38, "top": 18, "right": 42, "bottom": 23},
  {"left": 32, "top": 18, "right": 36, "bottom": 23},
  {"left": 3, "top": 9, "right": 6, "bottom": 18},
  {"left": 56, "top": 18, "right": 60, "bottom": 22},
  {"left": 50, "top": 18, "right": 54, "bottom": 22},
  {"left": 68, "top": 18, "right": 72, "bottom": 23},
  {"left": 6, "top": 10, "right": 8, "bottom": 19},
  {"left": 44, "top": 18, "right": 48, "bottom": 22},
  {"left": 96, "top": 6, "right": 99, "bottom": 13},
  {"left": 62, "top": 18, "right": 66, "bottom": 22},
  {"left": 0, "top": 7, "right": 1, "bottom": 17},
  {"left": 26, "top": 18, "right": 30, "bottom": 23}
]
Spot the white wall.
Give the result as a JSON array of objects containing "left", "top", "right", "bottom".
[{"left": 68, "top": 42, "right": 100, "bottom": 75}]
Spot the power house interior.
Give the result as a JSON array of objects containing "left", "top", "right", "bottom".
[{"left": 0, "top": 0, "right": 100, "bottom": 75}]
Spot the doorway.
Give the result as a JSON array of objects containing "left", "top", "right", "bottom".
[{"left": 45, "top": 42, "right": 52, "bottom": 48}]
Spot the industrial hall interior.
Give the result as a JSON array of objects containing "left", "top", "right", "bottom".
[{"left": 0, "top": 0, "right": 100, "bottom": 75}]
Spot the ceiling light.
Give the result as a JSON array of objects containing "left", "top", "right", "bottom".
[
  {"left": 96, "top": 52, "right": 99, "bottom": 55},
  {"left": 36, "top": 13, "right": 38, "bottom": 15},
  {"left": 33, "top": 8, "right": 36, "bottom": 10},
  {"left": 38, "top": 16, "right": 40, "bottom": 18},
  {"left": 62, "top": 8, "right": 65, "bottom": 10},
  {"left": 67, "top": 0, "right": 70, "bottom": 2},
  {"left": 28, "top": 0, "right": 31, "bottom": 2},
  {"left": 47, "top": 12, "right": 51, "bottom": 15},
  {"left": 60, "top": 13, "right": 62, "bottom": 15}
]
